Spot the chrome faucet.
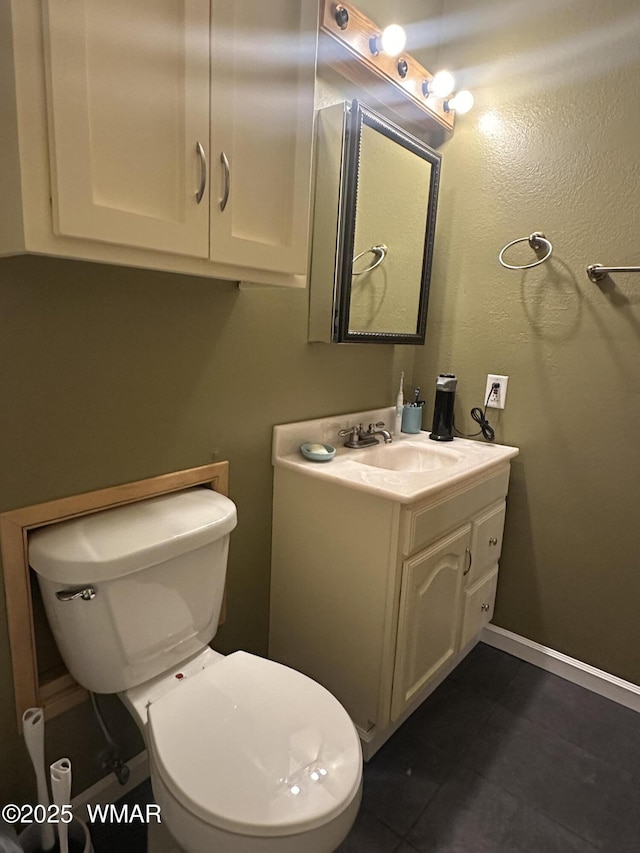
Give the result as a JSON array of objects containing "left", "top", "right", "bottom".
[
  {"left": 338, "top": 422, "right": 392, "bottom": 448},
  {"left": 367, "top": 422, "right": 393, "bottom": 443}
]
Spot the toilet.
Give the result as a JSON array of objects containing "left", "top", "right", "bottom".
[{"left": 28, "top": 487, "right": 362, "bottom": 853}]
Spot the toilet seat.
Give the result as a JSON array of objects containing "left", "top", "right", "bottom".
[{"left": 147, "top": 651, "right": 362, "bottom": 838}]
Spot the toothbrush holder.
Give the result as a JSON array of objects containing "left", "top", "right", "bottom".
[{"left": 401, "top": 405, "right": 423, "bottom": 434}]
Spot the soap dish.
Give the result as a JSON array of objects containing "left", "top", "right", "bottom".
[{"left": 300, "top": 442, "right": 336, "bottom": 462}]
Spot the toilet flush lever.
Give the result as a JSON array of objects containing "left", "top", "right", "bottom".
[{"left": 55, "top": 587, "right": 96, "bottom": 602}]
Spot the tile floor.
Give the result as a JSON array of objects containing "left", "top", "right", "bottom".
[{"left": 90, "top": 643, "right": 640, "bottom": 852}]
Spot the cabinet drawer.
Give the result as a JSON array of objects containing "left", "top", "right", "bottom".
[
  {"left": 467, "top": 502, "right": 506, "bottom": 585},
  {"left": 460, "top": 567, "right": 498, "bottom": 650},
  {"left": 401, "top": 467, "right": 510, "bottom": 556}
]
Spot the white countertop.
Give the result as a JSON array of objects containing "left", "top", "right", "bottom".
[{"left": 273, "top": 408, "right": 519, "bottom": 505}]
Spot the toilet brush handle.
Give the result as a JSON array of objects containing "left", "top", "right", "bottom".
[
  {"left": 50, "top": 758, "right": 72, "bottom": 853},
  {"left": 22, "top": 708, "right": 56, "bottom": 851}
]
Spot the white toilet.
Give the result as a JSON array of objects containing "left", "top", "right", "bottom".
[{"left": 28, "top": 487, "right": 362, "bottom": 853}]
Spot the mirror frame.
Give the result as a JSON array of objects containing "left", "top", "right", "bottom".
[{"left": 335, "top": 100, "right": 441, "bottom": 344}]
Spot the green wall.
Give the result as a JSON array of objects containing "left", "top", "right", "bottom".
[
  {"left": 0, "top": 256, "right": 411, "bottom": 803},
  {"left": 3, "top": 0, "right": 640, "bottom": 809},
  {"left": 414, "top": 0, "right": 640, "bottom": 681}
]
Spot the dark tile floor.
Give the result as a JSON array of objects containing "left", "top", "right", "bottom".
[{"left": 91, "top": 643, "right": 640, "bottom": 852}]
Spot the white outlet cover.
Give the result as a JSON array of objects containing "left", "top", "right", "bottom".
[{"left": 485, "top": 374, "right": 509, "bottom": 409}]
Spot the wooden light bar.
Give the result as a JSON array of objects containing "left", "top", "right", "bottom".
[{"left": 319, "top": 0, "right": 454, "bottom": 132}]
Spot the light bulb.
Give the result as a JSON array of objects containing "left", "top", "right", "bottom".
[
  {"left": 370, "top": 24, "right": 407, "bottom": 57},
  {"left": 427, "top": 70, "right": 455, "bottom": 99},
  {"left": 445, "top": 89, "right": 475, "bottom": 115},
  {"left": 380, "top": 24, "right": 406, "bottom": 56}
]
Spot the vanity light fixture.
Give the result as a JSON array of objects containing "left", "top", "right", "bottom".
[
  {"left": 369, "top": 24, "right": 407, "bottom": 57},
  {"left": 319, "top": 0, "right": 457, "bottom": 130},
  {"left": 443, "top": 89, "right": 475, "bottom": 115},
  {"left": 422, "top": 69, "right": 455, "bottom": 99}
]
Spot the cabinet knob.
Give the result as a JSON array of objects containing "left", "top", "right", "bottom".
[
  {"left": 481, "top": 602, "right": 490, "bottom": 612},
  {"left": 489, "top": 537, "right": 498, "bottom": 546}
]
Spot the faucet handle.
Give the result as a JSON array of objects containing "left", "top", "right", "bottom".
[
  {"left": 367, "top": 421, "right": 386, "bottom": 432},
  {"left": 338, "top": 425, "right": 359, "bottom": 437}
]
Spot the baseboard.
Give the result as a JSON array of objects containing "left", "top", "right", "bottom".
[
  {"left": 72, "top": 750, "right": 150, "bottom": 813},
  {"left": 482, "top": 624, "right": 640, "bottom": 714}
]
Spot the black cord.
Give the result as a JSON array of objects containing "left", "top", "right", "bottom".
[{"left": 454, "top": 384, "right": 497, "bottom": 442}]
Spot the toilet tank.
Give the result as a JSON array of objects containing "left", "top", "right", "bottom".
[{"left": 28, "top": 487, "right": 237, "bottom": 694}]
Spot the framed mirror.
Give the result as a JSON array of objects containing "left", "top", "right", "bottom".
[{"left": 308, "top": 100, "right": 441, "bottom": 345}]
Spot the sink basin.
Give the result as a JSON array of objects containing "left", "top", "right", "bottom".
[
  {"left": 351, "top": 441, "right": 463, "bottom": 472},
  {"left": 272, "top": 407, "right": 519, "bottom": 504}
]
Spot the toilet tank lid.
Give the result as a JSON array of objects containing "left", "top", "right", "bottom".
[{"left": 28, "top": 488, "right": 237, "bottom": 584}]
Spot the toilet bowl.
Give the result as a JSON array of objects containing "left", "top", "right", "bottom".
[
  {"left": 121, "top": 647, "right": 362, "bottom": 853},
  {"left": 29, "top": 487, "right": 362, "bottom": 852}
]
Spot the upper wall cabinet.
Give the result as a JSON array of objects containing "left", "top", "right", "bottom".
[{"left": 0, "top": 0, "right": 317, "bottom": 286}]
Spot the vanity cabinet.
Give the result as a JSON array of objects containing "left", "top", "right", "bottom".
[
  {"left": 270, "top": 463, "right": 512, "bottom": 757},
  {"left": 392, "top": 499, "right": 505, "bottom": 721},
  {"left": 0, "top": 0, "right": 316, "bottom": 285}
]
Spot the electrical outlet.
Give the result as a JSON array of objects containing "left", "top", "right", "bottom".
[{"left": 485, "top": 374, "right": 509, "bottom": 409}]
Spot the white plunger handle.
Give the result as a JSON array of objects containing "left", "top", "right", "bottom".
[
  {"left": 50, "top": 758, "right": 72, "bottom": 853},
  {"left": 22, "top": 708, "right": 56, "bottom": 851}
]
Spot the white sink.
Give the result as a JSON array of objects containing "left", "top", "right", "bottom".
[
  {"left": 272, "top": 407, "right": 519, "bottom": 504},
  {"left": 352, "top": 441, "right": 463, "bottom": 472}
]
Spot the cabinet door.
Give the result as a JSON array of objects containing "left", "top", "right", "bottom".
[
  {"left": 43, "top": 0, "right": 210, "bottom": 257},
  {"left": 460, "top": 567, "right": 498, "bottom": 650},
  {"left": 391, "top": 525, "right": 470, "bottom": 721},
  {"left": 467, "top": 502, "right": 506, "bottom": 585},
  {"left": 209, "top": 0, "right": 317, "bottom": 274}
]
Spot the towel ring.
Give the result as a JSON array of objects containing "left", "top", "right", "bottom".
[
  {"left": 352, "top": 244, "right": 388, "bottom": 275},
  {"left": 498, "top": 232, "right": 553, "bottom": 270}
]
